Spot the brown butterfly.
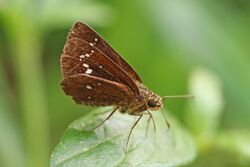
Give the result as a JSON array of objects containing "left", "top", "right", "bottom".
[{"left": 60, "top": 21, "right": 193, "bottom": 152}]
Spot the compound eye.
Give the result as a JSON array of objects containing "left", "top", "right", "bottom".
[{"left": 147, "top": 99, "right": 157, "bottom": 108}]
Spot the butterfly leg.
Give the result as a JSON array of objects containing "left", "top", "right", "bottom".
[
  {"left": 92, "top": 107, "right": 114, "bottom": 116},
  {"left": 161, "top": 109, "right": 170, "bottom": 131},
  {"left": 147, "top": 111, "right": 156, "bottom": 132},
  {"left": 125, "top": 114, "right": 143, "bottom": 153},
  {"left": 91, "top": 107, "right": 119, "bottom": 131},
  {"left": 144, "top": 111, "right": 156, "bottom": 137},
  {"left": 145, "top": 115, "right": 151, "bottom": 137}
]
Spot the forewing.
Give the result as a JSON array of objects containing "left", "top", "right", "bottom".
[
  {"left": 69, "top": 21, "right": 142, "bottom": 83},
  {"left": 61, "top": 74, "right": 134, "bottom": 106},
  {"left": 61, "top": 24, "right": 140, "bottom": 96}
]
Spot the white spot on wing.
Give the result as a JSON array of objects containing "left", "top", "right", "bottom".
[
  {"left": 97, "top": 83, "right": 102, "bottom": 86},
  {"left": 85, "top": 53, "right": 90, "bottom": 57},
  {"left": 85, "top": 69, "right": 93, "bottom": 74},
  {"left": 99, "top": 65, "right": 103, "bottom": 69},
  {"left": 86, "top": 85, "right": 92, "bottom": 89},
  {"left": 87, "top": 96, "right": 91, "bottom": 99},
  {"left": 79, "top": 55, "right": 85, "bottom": 58},
  {"left": 91, "top": 50, "right": 94, "bottom": 53},
  {"left": 94, "top": 38, "right": 98, "bottom": 42},
  {"left": 89, "top": 43, "right": 94, "bottom": 46},
  {"left": 83, "top": 63, "right": 89, "bottom": 68}
]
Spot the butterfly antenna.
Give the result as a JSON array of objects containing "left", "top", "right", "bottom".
[
  {"left": 163, "top": 95, "right": 194, "bottom": 99},
  {"left": 161, "top": 109, "right": 170, "bottom": 131},
  {"left": 161, "top": 94, "right": 194, "bottom": 130}
]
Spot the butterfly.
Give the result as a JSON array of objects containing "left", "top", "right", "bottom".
[{"left": 60, "top": 21, "right": 193, "bottom": 151}]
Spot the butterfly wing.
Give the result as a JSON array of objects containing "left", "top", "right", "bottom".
[
  {"left": 61, "top": 23, "right": 140, "bottom": 96},
  {"left": 61, "top": 74, "right": 134, "bottom": 106},
  {"left": 69, "top": 21, "right": 142, "bottom": 83}
]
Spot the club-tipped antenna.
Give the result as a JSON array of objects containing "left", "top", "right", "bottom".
[{"left": 163, "top": 95, "right": 194, "bottom": 99}]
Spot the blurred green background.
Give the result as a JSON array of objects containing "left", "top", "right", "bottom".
[{"left": 1, "top": 0, "right": 250, "bottom": 167}]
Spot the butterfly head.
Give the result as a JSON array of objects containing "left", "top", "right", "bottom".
[{"left": 146, "top": 93, "right": 163, "bottom": 111}]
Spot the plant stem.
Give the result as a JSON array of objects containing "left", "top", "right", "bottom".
[{"left": 3, "top": 14, "right": 50, "bottom": 167}]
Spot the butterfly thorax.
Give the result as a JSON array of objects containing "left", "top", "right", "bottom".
[{"left": 120, "top": 83, "right": 163, "bottom": 115}]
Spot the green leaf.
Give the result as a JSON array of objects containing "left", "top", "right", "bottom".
[{"left": 50, "top": 108, "right": 196, "bottom": 167}]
